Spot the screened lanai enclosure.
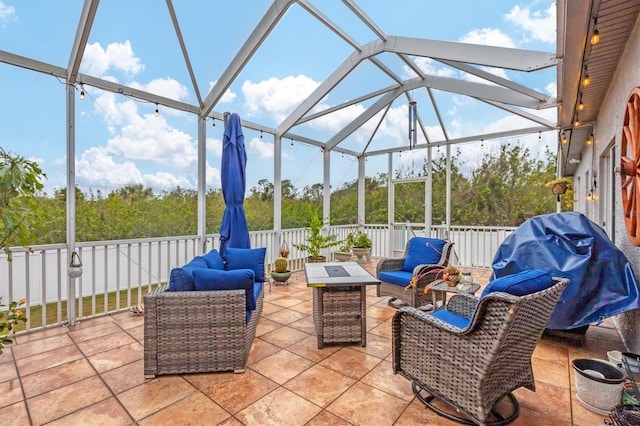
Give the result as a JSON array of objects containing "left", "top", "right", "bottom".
[{"left": 1, "top": 0, "right": 634, "bottom": 329}]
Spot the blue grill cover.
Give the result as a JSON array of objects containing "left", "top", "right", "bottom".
[{"left": 492, "top": 212, "right": 640, "bottom": 330}]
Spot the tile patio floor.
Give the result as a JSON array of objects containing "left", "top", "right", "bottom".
[{"left": 0, "top": 260, "right": 627, "bottom": 425}]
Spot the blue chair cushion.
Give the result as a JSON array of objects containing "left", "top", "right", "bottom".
[
  {"left": 224, "top": 247, "right": 267, "bottom": 282},
  {"left": 192, "top": 268, "right": 256, "bottom": 310},
  {"left": 169, "top": 256, "right": 208, "bottom": 291},
  {"left": 402, "top": 238, "right": 447, "bottom": 272},
  {"left": 430, "top": 309, "right": 471, "bottom": 329},
  {"left": 378, "top": 270, "right": 413, "bottom": 286},
  {"left": 202, "top": 249, "right": 224, "bottom": 270},
  {"left": 481, "top": 269, "right": 553, "bottom": 298},
  {"left": 246, "top": 282, "right": 264, "bottom": 324}
]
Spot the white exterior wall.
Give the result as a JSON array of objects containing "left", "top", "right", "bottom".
[{"left": 577, "top": 13, "right": 640, "bottom": 352}]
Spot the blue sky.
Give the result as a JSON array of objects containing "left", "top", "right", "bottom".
[{"left": 0, "top": 0, "right": 557, "bottom": 196}]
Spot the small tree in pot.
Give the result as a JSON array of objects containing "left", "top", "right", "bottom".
[
  {"left": 293, "top": 207, "right": 341, "bottom": 262},
  {"left": 0, "top": 148, "right": 45, "bottom": 352},
  {"left": 349, "top": 230, "right": 372, "bottom": 260}
]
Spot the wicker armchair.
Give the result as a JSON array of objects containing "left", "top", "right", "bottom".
[
  {"left": 144, "top": 283, "right": 263, "bottom": 378},
  {"left": 376, "top": 237, "right": 453, "bottom": 308},
  {"left": 392, "top": 276, "right": 569, "bottom": 425}
]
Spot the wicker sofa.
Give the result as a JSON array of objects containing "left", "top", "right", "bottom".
[
  {"left": 392, "top": 270, "right": 569, "bottom": 425},
  {"left": 144, "top": 248, "right": 265, "bottom": 378}
]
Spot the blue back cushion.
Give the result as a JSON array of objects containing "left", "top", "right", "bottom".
[
  {"left": 481, "top": 269, "right": 553, "bottom": 298},
  {"left": 169, "top": 256, "right": 208, "bottom": 291},
  {"left": 202, "top": 249, "right": 224, "bottom": 270},
  {"left": 225, "top": 247, "right": 267, "bottom": 282},
  {"left": 431, "top": 309, "right": 471, "bottom": 329},
  {"left": 192, "top": 268, "right": 256, "bottom": 310},
  {"left": 402, "top": 238, "right": 447, "bottom": 272}
]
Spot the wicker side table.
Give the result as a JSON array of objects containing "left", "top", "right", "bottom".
[{"left": 427, "top": 279, "right": 481, "bottom": 309}]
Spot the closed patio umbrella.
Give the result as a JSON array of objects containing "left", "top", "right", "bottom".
[{"left": 219, "top": 112, "right": 250, "bottom": 257}]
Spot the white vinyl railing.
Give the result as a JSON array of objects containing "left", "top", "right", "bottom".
[{"left": 0, "top": 223, "right": 515, "bottom": 331}]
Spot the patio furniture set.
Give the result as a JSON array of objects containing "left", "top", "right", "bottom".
[{"left": 143, "top": 237, "right": 569, "bottom": 425}]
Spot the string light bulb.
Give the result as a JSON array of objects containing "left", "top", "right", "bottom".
[
  {"left": 290, "top": 139, "right": 294, "bottom": 148},
  {"left": 582, "top": 66, "right": 590, "bottom": 87},
  {"left": 587, "top": 190, "right": 593, "bottom": 201},
  {"left": 578, "top": 94, "right": 584, "bottom": 111},
  {"left": 79, "top": 84, "right": 85, "bottom": 100},
  {"left": 591, "top": 18, "right": 600, "bottom": 45},
  {"left": 562, "top": 132, "right": 567, "bottom": 144},
  {"left": 587, "top": 133, "right": 593, "bottom": 145},
  {"left": 574, "top": 114, "right": 580, "bottom": 127},
  {"left": 538, "top": 131, "right": 542, "bottom": 142},
  {"left": 212, "top": 119, "right": 216, "bottom": 128},
  {"left": 480, "top": 139, "right": 484, "bottom": 149},
  {"left": 260, "top": 131, "right": 263, "bottom": 140},
  {"left": 154, "top": 103, "right": 159, "bottom": 117}
]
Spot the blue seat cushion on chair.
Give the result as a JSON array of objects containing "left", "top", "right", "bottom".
[
  {"left": 402, "top": 238, "right": 447, "bottom": 272},
  {"left": 430, "top": 309, "right": 471, "bottom": 329},
  {"left": 224, "top": 247, "right": 267, "bottom": 282},
  {"left": 378, "top": 270, "right": 413, "bottom": 287},
  {"left": 202, "top": 249, "right": 224, "bottom": 270},
  {"left": 481, "top": 269, "right": 553, "bottom": 298},
  {"left": 192, "top": 268, "right": 257, "bottom": 310},
  {"left": 246, "top": 282, "right": 264, "bottom": 324},
  {"left": 169, "top": 256, "right": 208, "bottom": 292}
]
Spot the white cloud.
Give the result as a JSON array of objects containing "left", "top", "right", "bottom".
[
  {"left": 207, "top": 137, "right": 222, "bottom": 158},
  {"left": 459, "top": 28, "right": 516, "bottom": 48},
  {"left": 130, "top": 78, "right": 189, "bottom": 102},
  {"left": 142, "top": 171, "right": 191, "bottom": 192},
  {"left": 242, "top": 75, "right": 320, "bottom": 121},
  {"left": 248, "top": 136, "right": 273, "bottom": 159},
  {"left": 546, "top": 82, "right": 557, "bottom": 97},
  {"left": 81, "top": 41, "right": 144, "bottom": 77},
  {"left": 0, "top": 1, "right": 16, "bottom": 28},
  {"left": 208, "top": 80, "right": 237, "bottom": 103},
  {"left": 403, "top": 57, "right": 457, "bottom": 80},
  {"left": 505, "top": 4, "right": 556, "bottom": 43},
  {"left": 76, "top": 147, "right": 144, "bottom": 187},
  {"left": 206, "top": 161, "right": 221, "bottom": 189}
]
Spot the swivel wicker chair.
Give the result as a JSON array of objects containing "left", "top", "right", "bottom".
[{"left": 392, "top": 270, "right": 569, "bottom": 425}]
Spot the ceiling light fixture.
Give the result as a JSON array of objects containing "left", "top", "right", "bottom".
[
  {"left": 154, "top": 103, "right": 159, "bottom": 117},
  {"left": 583, "top": 66, "right": 590, "bottom": 87},
  {"left": 574, "top": 114, "right": 580, "bottom": 127},
  {"left": 562, "top": 131, "right": 567, "bottom": 144},
  {"left": 578, "top": 94, "right": 584, "bottom": 111},
  {"left": 211, "top": 118, "right": 216, "bottom": 128},
  {"left": 587, "top": 133, "right": 593, "bottom": 145},
  {"left": 538, "top": 131, "right": 542, "bottom": 142},
  {"left": 79, "top": 84, "right": 85, "bottom": 100}
]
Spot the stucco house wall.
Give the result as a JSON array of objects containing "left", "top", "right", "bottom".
[{"left": 584, "top": 12, "right": 640, "bottom": 352}]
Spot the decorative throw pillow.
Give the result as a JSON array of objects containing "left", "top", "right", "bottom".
[
  {"left": 192, "top": 268, "right": 256, "bottom": 310},
  {"left": 224, "top": 247, "right": 267, "bottom": 282},
  {"left": 481, "top": 269, "right": 553, "bottom": 298},
  {"left": 402, "top": 238, "right": 447, "bottom": 272},
  {"left": 202, "top": 249, "right": 224, "bottom": 270},
  {"left": 169, "top": 256, "right": 208, "bottom": 291}
]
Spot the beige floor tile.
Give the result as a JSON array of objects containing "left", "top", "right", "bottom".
[
  {"left": 287, "top": 335, "right": 341, "bottom": 363},
  {"left": 138, "top": 392, "right": 230, "bottom": 425},
  {"left": 117, "top": 375, "right": 196, "bottom": 420},
  {"left": 194, "top": 369, "right": 278, "bottom": 414},
  {"left": 76, "top": 330, "right": 136, "bottom": 356},
  {"left": 256, "top": 317, "right": 284, "bottom": 337},
  {"left": 235, "top": 387, "right": 321, "bottom": 426},
  {"left": 261, "top": 301, "right": 285, "bottom": 315},
  {"left": 247, "top": 338, "right": 281, "bottom": 364},
  {"left": 287, "top": 315, "right": 316, "bottom": 335},
  {"left": 27, "top": 376, "right": 112, "bottom": 425},
  {"left": 306, "top": 410, "right": 353, "bottom": 425},
  {"left": 11, "top": 333, "right": 74, "bottom": 360},
  {"left": 360, "top": 359, "right": 414, "bottom": 401},
  {"left": 327, "top": 382, "right": 408, "bottom": 426},
  {"left": 45, "top": 396, "right": 133, "bottom": 426},
  {"left": 320, "top": 347, "right": 383, "bottom": 380},
  {"left": 268, "top": 296, "right": 308, "bottom": 308},
  {"left": 16, "top": 344, "right": 84, "bottom": 376},
  {"left": 0, "top": 401, "right": 30, "bottom": 426},
  {"left": 285, "top": 364, "right": 356, "bottom": 407},
  {"left": 351, "top": 333, "right": 392, "bottom": 359},
  {"left": 21, "top": 358, "right": 96, "bottom": 398},
  {"left": 250, "top": 349, "right": 314, "bottom": 384},
  {"left": 367, "top": 319, "right": 393, "bottom": 339},
  {"left": 289, "top": 299, "right": 313, "bottom": 315},
  {"left": 258, "top": 325, "right": 310, "bottom": 348},
  {"left": 366, "top": 305, "right": 395, "bottom": 322},
  {"left": 394, "top": 398, "right": 460, "bottom": 425},
  {"left": 101, "top": 359, "right": 147, "bottom": 394},
  {"left": 264, "top": 308, "right": 308, "bottom": 325},
  {"left": 67, "top": 321, "right": 123, "bottom": 343},
  {"left": 0, "top": 378, "right": 24, "bottom": 409},
  {"left": 0, "top": 360, "right": 17, "bottom": 383},
  {"left": 87, "top": 341, "right": 144, "bottom": 373},
  {"left": 513, "top": 381, "right": 572, "bottom": 424}
]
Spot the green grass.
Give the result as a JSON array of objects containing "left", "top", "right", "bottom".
[{"left": 15, "top": 283, "right": 161, "bottom": 332}]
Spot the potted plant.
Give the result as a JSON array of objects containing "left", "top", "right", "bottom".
[
  {"left": 545, "top": 177, "right": 574, "bottom": 208},
  {"left": 333, "top": 233, "right": 354, "bottom": 262},
  {"left": 350, "top": 230, "right": 373, "bottom": 261},
  {"left": 293, "top": 208, "right": 341, "bottom": 263},
  {"left": 0, "top": 148, "right": 44, "bottom": 352}
]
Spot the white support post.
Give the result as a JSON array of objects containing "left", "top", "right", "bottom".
[
  {"left": 445, "top": 143, "right": 452, "bottom": 239},
  {"left": 387, "top": 153, "right": 394, "bottom": 257},
  {"left": 197, "top": 116, "right": 207, "bottom": 254},
  {"left": 426, "top": 146, "right": 433, "bottom": 235},
  {"left": 322, "top": 149, "right": 331, "bottom": 258},
  {"left": 274, "top": 135, "right": 282, "bottom": 257},
  {"left": 358, "top": 156, "right": 365, "bottom": 227},
  {"left": 66, "top": 83, "right": 77, "bottom": 326}
]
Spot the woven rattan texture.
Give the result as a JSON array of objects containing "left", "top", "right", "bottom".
[
  {"left": 313, "top": 286, "right": 364, "bottom": 345},
  {"left": 392, "top": 277, "right": 569, "bottom": 425},
  {"left": 376, "top": 241, "right": 453, "bottom": 307},
  {"left": 144, "top": 283, "right": 263, "bottom": 377}
]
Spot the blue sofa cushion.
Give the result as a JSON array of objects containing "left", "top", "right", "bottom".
[
  {"left": 202, "top": 249, "right": 224, "bottom": 270},
  {"left": 431, "top": 309, "right": 471, "bottom": 329},
  {"left": 225, "top": 247, "right": 267, "bottom": 282},
  {"left": 192, "top": 268, "right": 256, "bottom": 310},
  {"left": 481, "top": 269, "right": 553, "bottom": 298},
  {"left": 169, "top": 256, "right": 208, "bottom": 292},
  {"left": 402, "top": 238, "right": 447, "bottom": 272},
  {"left": 378, "top": 270, "right": 414, "bottom": 286}
]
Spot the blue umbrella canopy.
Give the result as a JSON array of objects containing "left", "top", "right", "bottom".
[{"left": 219, "top": 113, "right": 250, "bottom": 257}]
